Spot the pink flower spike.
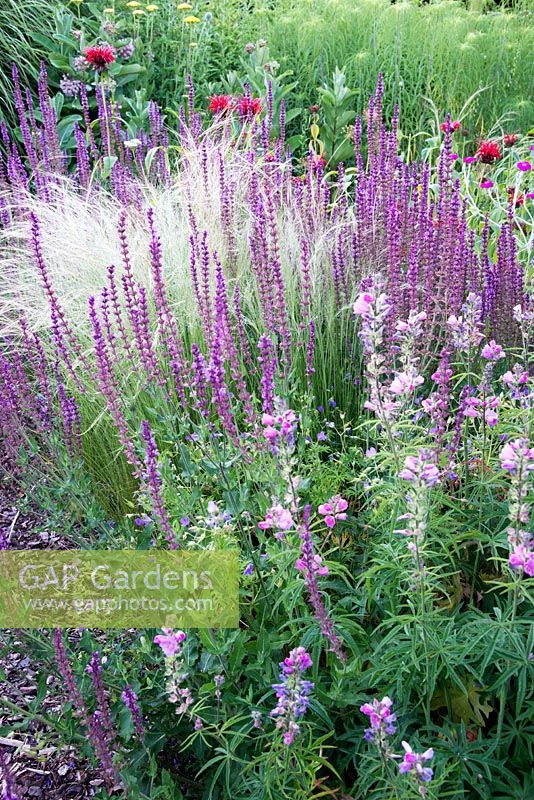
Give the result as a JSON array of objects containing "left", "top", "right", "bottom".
[
  {"left": 324, "top": 515, "right": 336, "bottom": 529},
  {"left": 154, "top": 630, "right": 186, "bottom": 657}
]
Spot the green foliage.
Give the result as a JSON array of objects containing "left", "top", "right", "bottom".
[
  {"left": 260, "top": 0, "right": 534, "bottom": 140},
  {"left": 0, "top": 0, "right": 58, "bottom": 130}
]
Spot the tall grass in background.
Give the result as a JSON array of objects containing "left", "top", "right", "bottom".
[
  {"left": 260, "top": 0, "right": 534, "bottom": 135},
  {"left": 0, "top": 0, "right": 58, "bottom": 130}
]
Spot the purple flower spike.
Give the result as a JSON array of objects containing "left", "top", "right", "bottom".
[
  {"left": 270, "top": 646, "right": 314, "bottom": 745},
  {"left": 121, "top": 685, "right": 145, "bottom": 741},
  {"left": 141, "top": 420, "right": 179, "bottom": 549}
]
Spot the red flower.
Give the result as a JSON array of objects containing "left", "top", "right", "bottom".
[
  {"left": 84, "top": 44, "right": 116, "bottom": 71},
  {"left": 476, "top": 140, "right": 502, "bottom": 164},
  {"left": 440, "top": 119, "right": 461, "bottom": 133},
  {"left": 208, "top": 94, "right": 234, "bottom": 114},
  {"left": 236, "top": 96, "right": 263, "bottom": 118},
  {"left": 503, "top": 133, "right": 518, "bottom": 147},
  {"left": 308, "top": 153, "right": 326, "bottom": 171},
  {"left": 507, "top": 187, "right": 524, "bottom": 208}
]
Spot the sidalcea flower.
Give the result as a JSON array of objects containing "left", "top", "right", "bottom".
[
  {"left": 270, "top": 647, "right": 314, "bottom": 745},
  {"left": 476, "top": 140, "right": 502, "bottom": 164},
  {"left": 463, "top": 156, "right": 477, "bottom": 164},
  {"left": 480, "top": 180, "right": 494, "bottom": 189},
  {"left": 318, "top": 495, "right": 348, "bottom": 528},
  {"left": 516, "top": 161, "right": 532, "bottom": 172},
  {"left": 360, "top": 696, "right": 397, "bottom": 744},
  {"left": 154, "top": 628, "right": 187, "bottom": 658},
  {"left": 398, "top": 741, "right": 434, "bottom": 784},
  {"left": 208, "top": 94, "right": 234, "bottom": 114},
  {"left": 481, "top": 340, "right": 505, "bottom": 361},
  {"left": 84, "top": 44, "right": 116, "bottom": 71}
]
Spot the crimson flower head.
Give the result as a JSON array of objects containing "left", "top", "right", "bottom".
[
  {"left": 503, "top": 132, "right": 518, "bottom": 147},
  {"left": 476, "top": 139, "right": 502, "bottom": 164},
  {"left": 441, "top": 119, "right": 460, "bottom": 133},
  {"left": 308, "top": 152, "right": 326, "bottom": 171},
  {"left": 84, "top": 44, "right": 116, "bottom": 71},
  {"left": 236, "top": 95, "right": 263, "bottom": 118},
  {"left": 208, "top": 94, "right": 234, "bottom": 114},
  {"left": 507, "top": 187, "right": 524, "bottom": 208}
]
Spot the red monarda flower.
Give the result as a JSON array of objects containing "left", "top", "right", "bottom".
[
  {"left": 308, "top": 153, "right": 326, "bottom": 171},
  {"left": 236, "top": 96, "right": 263, "bottom": 118},
  {"left": 440, "top": 119, "right": 460, "bottom": 133},
  {"left": 208, "top": 94, "right": 234, "bottom": 114},
  {"left": 503, "top": 133, "right": 518, "bottom": 147},
  {"left": 476, "top": 140, "right": 502, "bottom": 164},
  {"left": 85, "top": 44, "right": 116, "bottom": 71},
  {"left": 507, "top": 187, "right": 524, "bottom": 208}
]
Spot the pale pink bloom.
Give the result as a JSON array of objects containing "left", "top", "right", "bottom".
[
  {"left": 481, "top": 340, "right": 505, "bottom": 361},
  {"left": 484, "top": 408, "right": 498, "bottom": 426},
  {"left": 258, "top": 504, "right": 294, "bottom": 533},
  {"left": 390, "top": 371, "right": 424, "bottom": 395},
  {"left": 353, "top": 292, "right": 374, "bottom": 316},
  {"left": 318, "top": 495, "right": 348, "bottom": 528},
  {"left": 154, "top": 628, "right": 187, "bottom": 657}
]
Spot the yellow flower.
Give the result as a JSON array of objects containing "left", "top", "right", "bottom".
[
  {"left": 189, "top": 41, "right": 198, "bottom": 47},
  {"left": 126, "top": 1, "right": 141, "bottom": 6},
  {"left": 103, "top": 6, "right": 115, "bottom": 11},
  {"left": 132, "top": 7, "right": 145, "bottom": 13},
  {"left": 183, "top": 14, "right": 200, "bottom": 22},
  {"left": 146, "top": 2, "right": 159, "bottom": 8},
  {"left": 176, "top": 2, "right": 192, "bottom": 7}
]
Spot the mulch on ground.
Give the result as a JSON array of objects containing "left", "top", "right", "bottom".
[{"left": 0, "top": 476, "right": 100, "bottom": 799}]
